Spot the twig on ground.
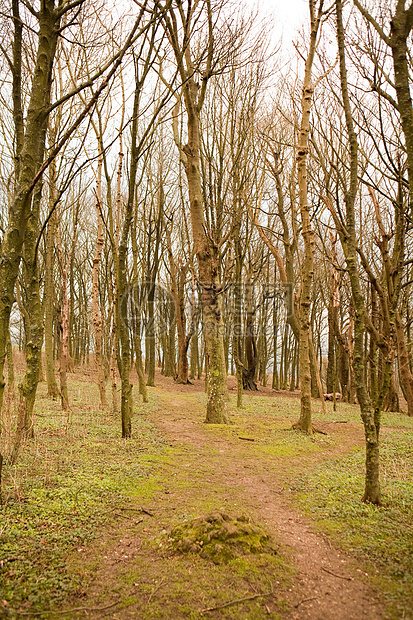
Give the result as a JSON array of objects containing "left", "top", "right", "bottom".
[
  {"left": 294, "top": 596, "right": 318, "bottom": 608},
  {"left": 238, "top": 437, "right": 255, "bottom": 442},
  {"left": 147, "top": 577, "right": 166, "bottom": 604},
  {"left": 6, "top": 599, "right": 120, "bottom": 616},
  {"left": 201, "top": 586, "right": 274, "bottom": 613},
  {"left": 322, "top": 566, "right": 353, "bottom": 581},
  {"left": 113, "top": 512, "right": 130, "bottom": 519},
  {"left": 140, "top": 507, "right": 154, "bottom": 517},
  {"left": 100, "top": 505, "right": 152, "bottom": 518},
  {"left": 119, "top": 506, "right": 141, "bottom": 511}
]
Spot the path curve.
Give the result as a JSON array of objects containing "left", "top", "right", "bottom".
[{"left": 150, "top": 390, "right": 384, "bottom": 620}]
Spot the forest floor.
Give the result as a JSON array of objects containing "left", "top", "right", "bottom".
[{"left": 1, "top": 369, "right": 413, "bottom": 619}]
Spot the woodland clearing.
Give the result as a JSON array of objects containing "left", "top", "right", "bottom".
[{"left": 1, "top": 369, "right": 412, "bottom": 619}]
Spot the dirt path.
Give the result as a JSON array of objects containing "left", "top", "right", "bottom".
[
  {"left": 148, "top": 387, "right": 383, "bottom": 620},
  {"left": 64, "top": 381, "right": 384, "bottom": 619}
]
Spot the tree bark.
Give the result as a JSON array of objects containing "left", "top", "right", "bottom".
[
  {"left": 92, "top": 152, "right": 108, "bottom": 409},
  {"left": 395, "top": 310, "right": 413, "bottom": 416},
  {"left": 243, "top": 283, "right": 258, "bottom": 391},
  {"left": 162, "top": 0, "right": 230, "bottom": 423},
  {"left": 17, "top": 181, "right": 44, "bottom": 439},
  {"left": 336, "top": 0, "right": 381, "bottom": 504},
  {"left": 293, "top": 0, "right": 324, "bottom": 433},
  {"left": 0, "top": 1, "right": 60, "bottom": 415}
]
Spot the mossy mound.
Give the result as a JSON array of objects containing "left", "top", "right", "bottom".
[{"left": 169, "top": 510, "right": 277, "bottom": 564}]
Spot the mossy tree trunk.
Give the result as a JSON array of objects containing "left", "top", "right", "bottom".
[
  {"left": 335, "top": 0, "right": 381, "bottom": 504},
  {"left": 0, "top": 0, "right": 61, "bottom": 417},
  {"left": 165, "top": 1, "right": 229, "bottom": 423},
  {"left": 185, "top": 141, "right": 229, "bottom": 421},
  {"left": 16, "top": 182, "right": 44, "bottom": 440},
  {"left": 116, "top": 86, "right": 140, "bottom": 438}
]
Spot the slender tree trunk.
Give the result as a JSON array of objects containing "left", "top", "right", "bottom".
[
  {"left": 326, "top": 305, "right": 335, "bottom": 393},
  {"left": 146, "top": 285, "right": 156, "bottom": 387},
  {"left": 272, "top": 296, "right": 279, "bottom": 390},
  {"left": 233, "top": 279, "right": 244, "bottom": 408},
  {"left": 44, "top": 210, "right": 59, "bottom": 397},
  {"left": 294, "top": 0, "right": 324, "bottom": 433},
  {"left": 109, "top": 280, "right": 119, "bottom": 413},
  {"left": 132, "top": 293, "right": 148, "bottom": 403},
  {"left": 17, "top": 181, "right": 44, "bottom": 438},
  {"left": 116, "top": 81, "right": 142, "bottom": 437},
  {"left": 166, "top": 232, "right": 192, "bottom": 384},
  {"left": 92, "top": 153, "right": 108, "bottom": 409},
  {"left": 395, "top": 310, "right": 413, "bottom": 416},
  {"left": 243, "top": 282, "right": 258, "bottom": 391},
  {"left": 59, "top": 261, "right": 70, "bottom": 412},
  {"left": 336, "top": 0, "right": 380, "bottom": 503},
  {"left": 190, "top": 333, "right": 198, "bottom": 380}
]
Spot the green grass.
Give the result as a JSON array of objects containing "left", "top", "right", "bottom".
[
  {"left": 0, "top": 378, "right": 294, "bottom": 618},
  {"left": 0, "top": 378, "right": 166, "bottom": 615},
  {"left": 2, "top": 377, "right": 413, "bottom": 618},
  {"left": 292, "top": 428, "right": 413, "bottom": 619}
]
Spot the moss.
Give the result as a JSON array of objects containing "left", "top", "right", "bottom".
[{"left": 168, "top": 510, "right": 277, "bottom": 564}]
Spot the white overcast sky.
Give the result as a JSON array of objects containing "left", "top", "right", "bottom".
[{"left": 248, "top": 0, "right": 309, "bottom": 48}]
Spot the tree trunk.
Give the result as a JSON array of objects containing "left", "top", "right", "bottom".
[
  {"left": 17, "top": 181, "right": 44, "bottom": 438},
  {"left": 44, "top": 176, "right": 59, "bottom": 398},
  {"left": 59, "top": 263, "right": 70, "bottom": 411},
  {"left": 336, "top": 0, "right": 380, "bottom": 503},
  {"left": 294, "top": 0, "right": 323, "bottom": 433},
  {"left": 272, "top": 295, "right": 279, "bottom": 390},
  {"left": 243, "top": 283, "right": 258, "bottom": 391},
  {"left": 233, "top": 278, "right": 244, "bottom": 408},
  {"left": 182, "top": 120, "right": 229, "bottom": 422},
  {"left": 326, "top": 305, "right": 335, "bottom": 393},
  {"left": 190, "top": 331, "right": 199, "bottom": 381},
  {"left": 167, "top": 3, "right": 229, "bottom": 423},
  {"left": 395, "top": 310, "right": 413, "bottom": 416},
  {"left": 0, "top": 2, "right": 60, "bottom": 416},
  {"left": 92, "top": 153, "right": 108, "bottom": 408}
]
